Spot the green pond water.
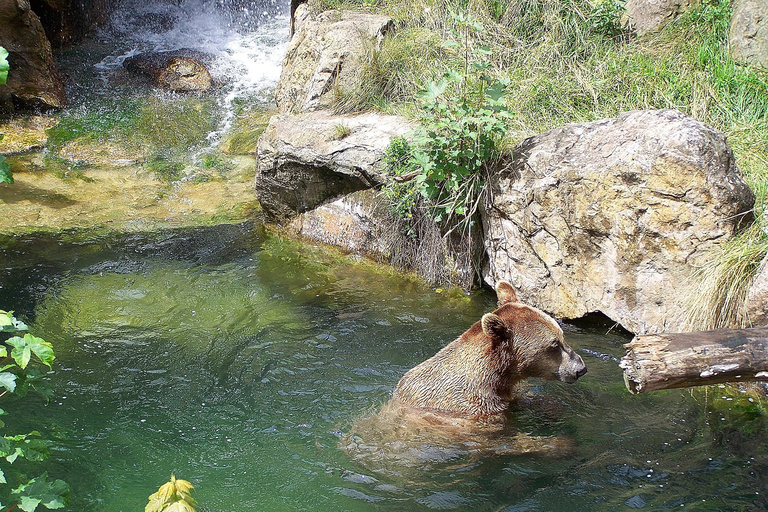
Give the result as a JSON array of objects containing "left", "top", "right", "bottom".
[{"left": 1, "top": 223, "right": 767, "bottom": 511}]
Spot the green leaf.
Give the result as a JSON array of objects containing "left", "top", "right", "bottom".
[
  {"left": 12, "top": 473, "right": 70, "bottom": 511},
  {"left": 7, "top": 336, "right": 31, "bottom": 369},
  {"left": 0, "top": 311, "right": 28, "bottom": 333},
  {"left": 0, "top": 157, "right": 11, "bottom": 185},
  {"left": 0, "top": 371, "right": 17, "bottom": 393},
  {"left": 417, "top": 79, "right": 449, "bottom": 102},
  {"left": 7, "top": 334, "right": 54, "bottom": 369},
  {"left": 0, "top": 47, "right": 8, "bottom": 85},
  {"left": 486, "top": 81, "right": 507, "bottom": 102}
]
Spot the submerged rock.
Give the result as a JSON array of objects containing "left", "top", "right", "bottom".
[
  {"left": 123, "top": 49, "right": 213, "bottom": 92},
  {"left": 0, "top": 116, "right": 58, "bottom": 153},
  {"left": 483, "top": 109, "right": 755, "bottom": 335}
]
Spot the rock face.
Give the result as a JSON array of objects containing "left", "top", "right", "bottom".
[
  {"left": 255, "top": 110, "right": 484, "bottom": 289},
  {"left": 624, "top": 0, "right": 700, "bottom": 36},
  {"left": 483, "top": 109, "right": 755, "bottom": 335},
  {"left": 745, "top": 253, "right": 768, "bottom": 327},
  {"left": 0, "top": 0, "right": 67, "bottom": 111},
  {"left": 275, "top": 2, "right": 393, "bottom": 113},
  {"left": 255, "top": 110, "right": 412, "bottom": 221},
  {"left": 286, "top": 189, "right": 484, "bottom": 289},
  {"left": 123, "top": 50, "right": 213, "bottom": 92},
  {"left": 730, "top": 0, "right": 768, "bottom": 68}
]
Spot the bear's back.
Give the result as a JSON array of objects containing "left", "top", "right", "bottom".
[{"left": 392, "top": 331, "right": 512, "bottom": 418}]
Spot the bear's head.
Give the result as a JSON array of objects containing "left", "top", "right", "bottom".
[{"left": 481, "top": 281, "right": 587, "bottom": 384}]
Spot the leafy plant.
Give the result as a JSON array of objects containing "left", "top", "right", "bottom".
[
  {"left": 0, "top": 48, "right": 10, "bottom": 185},
  {"left": 383, "top": 10, "right": 510, "bottom": 234},
  {"left": 146, "top": 475, "right": 198, "bottom": 512},
  {"left": 0, "top": 47, "right": 8, "bottom": 85},
  {"left": 0, "top": 310, "right": 69, "bottom": 512},
  {"left": 589, "top": 0, "right": 628, "bottom": 40},
  {"left": 0, "top": 135, "right": 11, "bottom": 185}
]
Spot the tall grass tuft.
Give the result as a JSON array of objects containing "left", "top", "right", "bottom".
[{"left": 685, "top": 225, "right": 768, "bottom": 331}]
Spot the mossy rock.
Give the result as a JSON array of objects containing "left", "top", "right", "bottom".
[{"left": 0, "top": 116, "right": 59, "bottom": 154}]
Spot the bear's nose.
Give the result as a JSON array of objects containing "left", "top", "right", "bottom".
[{"left": 576, "top": 366, "right": 588, "bottom": 378}]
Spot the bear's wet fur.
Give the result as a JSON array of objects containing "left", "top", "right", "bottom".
[
  {"left": 392, "top": 280, "right": 587, "bottom": 423},
  {"left": 342, "top": 281, "right": 588, "bottom": 472}
]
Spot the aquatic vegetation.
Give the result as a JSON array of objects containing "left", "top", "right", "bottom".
[
  {"left": 0, "top": 311, "right": 69, "bottom": 512},
  {"left": 32, "top": 264, "right": 305, "bottom": 345}
]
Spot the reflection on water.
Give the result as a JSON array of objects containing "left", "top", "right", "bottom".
[{"left": 1, "top": 223, "right": 767, "bottom": 511}]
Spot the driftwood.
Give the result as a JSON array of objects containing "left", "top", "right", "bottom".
[{"left": 620, "top": 326, "right": 768, "bottom": 394}]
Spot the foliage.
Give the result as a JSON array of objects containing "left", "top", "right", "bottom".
[
  {"left": 0, "top": 47, "right": 8, "bottom": 85},
  {"left": 0, "top": 48, "right": 10, "bottom": 185},
  {"left": 0, "top": 311, "right": 69, "bottom": 512},
  {"left": 383, "top": 10, "right": 510, "bottom": 234},
  {"left": 0, "top": 135, "right": 11, "bottom": 185},
  {"left": 588, "top": 0, "right": 628, "bottom": 40},
  {"left": 332, "top": 123, "right": 352, "bottom": 139},
  {"left": 146, "top": 475, "right": 198, "bottom": 512}
]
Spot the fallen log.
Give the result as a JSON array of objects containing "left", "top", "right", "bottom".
[{"left": 620, "top": 326, "right": 768, "bottom": 394}]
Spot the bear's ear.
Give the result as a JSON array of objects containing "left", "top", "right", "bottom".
[
  {"left": 496, "top": 280, "right": 518, "bottom": 306},
  {"left": 482, "top": 313, "right": 509, "bottom": 339}
]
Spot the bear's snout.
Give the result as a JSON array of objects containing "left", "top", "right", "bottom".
[{"left": 558, "top": 348, "right": 587, "bottom": 383}]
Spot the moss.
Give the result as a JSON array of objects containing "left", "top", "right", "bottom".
[{"left": 218, "top": 107, "right": 274, "bottom": 155}]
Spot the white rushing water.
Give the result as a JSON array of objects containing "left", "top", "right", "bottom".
[{"left": 93, "top": 0, "right": 291, "bottom": 142}]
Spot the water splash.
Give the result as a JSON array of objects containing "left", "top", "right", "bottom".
[{"left": 94, "top": 0, "right": 291, "bottom": 146}]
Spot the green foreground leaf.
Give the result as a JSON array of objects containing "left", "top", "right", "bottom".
[
  {"left": 0, "top": 47, "right": 8, "bottom": 85},
  {"left": 12, "top": 473, "right": 69, "bottom": 512}
]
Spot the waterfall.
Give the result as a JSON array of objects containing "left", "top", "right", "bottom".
[{"left": 92, "top": 0, "right": 291, "bottom": 144}]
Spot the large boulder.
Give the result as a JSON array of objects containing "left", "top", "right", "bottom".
[
  {"left": 0, "top": 0, "right": 67, "bottom": 111},
  {"left": 255, "top": 111, "right": 412, "bottom": 221},
  {"left": 275, "top": 2, "right": 393, "bottom": 113},
  {"left": 483, "top": 109, "right": 755, "bottom": 335},
  {"left": 730, "top": 0, "right": 768, "bottom": 68},
  {"left": 624, "top": 0, "right": 700, "bottom": 36}
]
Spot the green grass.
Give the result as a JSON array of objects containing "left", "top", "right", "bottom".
[{"left": 319, "top": 0, "right": 768, "bottom": 328}]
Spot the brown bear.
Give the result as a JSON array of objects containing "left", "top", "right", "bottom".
[
  {"left": 391, "top": 280, "right": 587, "bottom": 423},
  {"left": 342, "top": 281, "right": 587, "bottom": 472}
]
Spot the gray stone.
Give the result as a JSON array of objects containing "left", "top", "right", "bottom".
[
  {"left": 624, "top": 0, "right": 700, "bottom": 36},
  {"left": 483, "top": 109, "right": 755, "bottom": 335},
  {"left": 275, "top": 2, "right": 393, "bottom": 113},
  {"left": 287, "top": 189, "right": 483, "bottom": 290},
  {"left": 730, "top": 0, "right": 768, "bottom": 68},
  {"left": 255, "top": 110, "right": 412, "bottom": 222}
]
